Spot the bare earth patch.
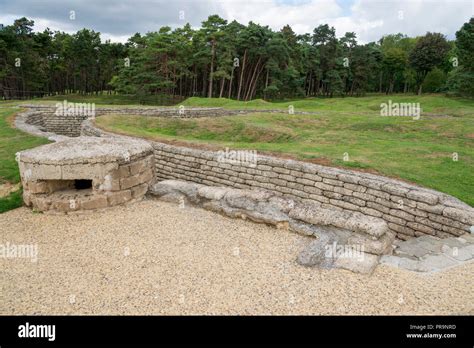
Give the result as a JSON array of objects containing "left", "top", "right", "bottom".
[
  {"left": 1, "top": 199, "right": 473, "bottom": 315},
  {"left": 0, "top": 183, "right": 20, "bottom": 198}
]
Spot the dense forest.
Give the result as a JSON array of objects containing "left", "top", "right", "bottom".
[{"left": 0, "top": 16, "right": 473, "bottom": 100}]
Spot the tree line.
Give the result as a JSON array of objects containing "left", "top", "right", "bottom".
[{"left": 1, "top": 16, "right": 473, "bottom": 100}]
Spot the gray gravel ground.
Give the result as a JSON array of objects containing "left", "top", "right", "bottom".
[{"left": 1, "top": 199, "right": 473, "bottom": 315}]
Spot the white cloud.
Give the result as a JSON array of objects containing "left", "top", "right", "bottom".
[
  {"left": 347, "top": 0, "right": 473, "bottom": 42},
  {"left": 218, "top": 0, "right": 473, "bottom": 42},
  {"left": 219, "top": 0, "right": 342, "bottom": 31},
  {"left": 0, "top": 0, "right": 472, "bottom": 43}
]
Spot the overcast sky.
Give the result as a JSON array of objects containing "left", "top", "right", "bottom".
[{"left": 0, "top": 0, "right": 472, "bottom": 43}]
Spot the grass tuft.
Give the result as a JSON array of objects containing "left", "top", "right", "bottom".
[{"left": 0, "top": 189, "right": 23, "bottom": 213}]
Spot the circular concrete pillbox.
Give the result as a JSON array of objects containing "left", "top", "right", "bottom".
[{"left": 18, "top": 136, "right": 154, "bottom": 213}]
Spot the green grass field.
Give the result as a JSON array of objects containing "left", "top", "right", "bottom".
[
  {"left": 0, "top": 107, "right": 50, "bottom": 212},
  {"left": 94, "top": 94, "right": 474, "bottom": 206},
  {"left": 181, "top": 94, "right": 474, "bottom": 115}
]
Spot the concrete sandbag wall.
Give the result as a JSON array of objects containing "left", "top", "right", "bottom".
[{"left": 152, "top": 142, "right": 474, "bottom": 240}]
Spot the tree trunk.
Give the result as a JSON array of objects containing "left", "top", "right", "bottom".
[
  {"left": 379, "top": 72, "right": 383, "bottom": 93},
  {"left": 250, "top": 64, "right": 265, "bottom": 100},
  {"left": 307, "top": 71, "right": 312, "bottom": 96},
  {"left": 228, "top": 68, "right": 234, "bottom": 99},
  {"left": 245, "top": 58, "right": 261, "bottom": 101},
  {"left": 265, "top": 68, "right": 269, "bottom": 89},
  {"left": 208, "top": 40, "right": 215, "bottom": 98},
  {"left": 219, "top": 77, "right": 225, "bottom": 98},
  {"left": 202, "top": 68, "right": 207, "bottom": 96},
  {"left": 237, "top": 49, "right": 247, "bottom": 100},
  {"left": 264, "top": 68, "right": 269, "bottom": 100}
]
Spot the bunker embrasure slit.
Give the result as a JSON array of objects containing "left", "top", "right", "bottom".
[{"left": 74, "top": 179, "right": 92, "bottom": 190}]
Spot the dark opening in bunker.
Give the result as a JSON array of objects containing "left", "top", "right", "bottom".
[{"left": 74, "top": 179, "right": 93, "bottom": 190}]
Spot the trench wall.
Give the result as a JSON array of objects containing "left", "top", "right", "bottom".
[
  {"left": 151, "top": 142, "right": 474, "bottom": 240},
  {"left": 21, "top": 105, "right": 316, "bottom": 137}
]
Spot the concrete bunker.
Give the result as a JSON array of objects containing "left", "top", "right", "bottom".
[{"left": 17, "top": 136, "right": 155, "bottom": 213}]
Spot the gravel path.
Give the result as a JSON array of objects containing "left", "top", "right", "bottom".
[{"left": 1, "top": 199, "right": 473, "bottom": 315}]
